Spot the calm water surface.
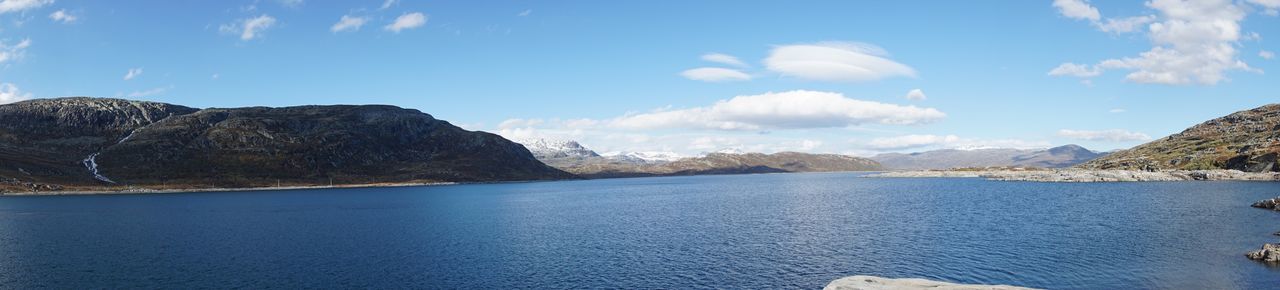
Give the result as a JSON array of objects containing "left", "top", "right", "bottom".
[{"left": 2, "top": 172, "right": 1279, "bottom": 289}]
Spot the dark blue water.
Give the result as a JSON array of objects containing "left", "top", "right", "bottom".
[{"left": 2, "top": 173, "right": 1279, "bottom": 289}]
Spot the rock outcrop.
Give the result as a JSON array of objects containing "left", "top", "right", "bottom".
[
  {"left": 1252, "top": 197, "right": 1280, "bottom": 211},
  {"left": 867, "top": 169, "right": 1280, "bottom": 182},
  {"left": 0, "top": 97, "right": 572, "bottom": 192},
  {"left": 824, "top": 276, "right": 1039, "bottom": 290},
  {"left": 1080, "top": 104, "right": 1280, "bottom": 172},
  {"left": 1246, "top": 244, "right": 1280, "bottom": 263}
]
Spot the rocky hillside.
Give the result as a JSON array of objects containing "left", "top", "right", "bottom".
[
  {"left": 871, "top": 144, "right": 1105, "bottom": 170},
  {"left": 1079, "top": 104, "right": 1280, "bottom": 172},
  {"left": 0, "top": 97, "right": 571, "bottom": 192}
]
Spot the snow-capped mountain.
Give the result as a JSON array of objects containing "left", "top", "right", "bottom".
[
  {"left": 514, "top": 138, "right": 600, "bottom": 159},
  {"left": 601, "top": 151, "right": 687, "bottom": 164}
]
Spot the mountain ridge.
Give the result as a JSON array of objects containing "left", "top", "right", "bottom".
[
  {"left": 870, "top": 144, "right": 1105, "bottom": 170},
  {"left": 1079, "top": 103, "right": 1280, "bottom": 172},
  {"left": 0, "top": 97, "right": 572, "bottom": 192}
]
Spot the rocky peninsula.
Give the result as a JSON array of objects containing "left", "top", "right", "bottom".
[
  {"left": 866, "top": 169, "right": 1280, "bottom": 182},
  {"left": 824, "top": 276, "right": 1039, "bottom": 290}
]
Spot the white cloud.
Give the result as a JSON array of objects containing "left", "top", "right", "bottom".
[
  {"left": 1109, "top": 108, "right": 1126, "bottom": 113},
  {"left": 277, "top": 0, "right": 303, "bottom": 8},
  {"left": 48, "top": 9, "right": 75, "bottom": 23},
  {"left": 0, "top": 82, "right": 31, "bottom": 104},
  {"left": 764, "top": 42, "right": 916, "bottom": 82},
  {"left": 379, "top": 0, "right": 398, "bottom": 10},
  {"left": 127, "top": 86, "right": 172, "bottom": 98},
  {"left": 1052, "top": 0, "right": 1260, "bottom": 85},
  {"left": 0, "top": 0, "right": 51, "bottom": 14},
  {"left": 1048, "top": 62, "right": 1102, "bottom": 77},
  {"left": 1057, "top": 129, "right": 1151, "bottom": 142},
  {"left": 1249, "top": 0, "right": 1280, "bottom": 15},
  {"left": 680, "top": 67, "right": 751, "bottom": 82},
  {"left": 1262, "top": 50, "right": 1276, "bottom": 60},
  {"left": 123, "top": 68, "right": 142, "bottom": 80},
  {"left": 608, "top": 90, "right": 945, "bottom": 131},
  {"left": 868, "top": 134, "right": 960, "bottom": 150},
  {"left": 1097, "top": 15, "right": 1156, "bottom": 33},
  {"left": 518, "top": 9, "right": 532, "bottom": 17},
  {"left": 220, "top": 15, "right": 277, "bottom": 41},
  {"left": 867, "top": 134, "right": 1050, "bottom": 151},
  {"left": 385, "top": 12, "right": 426, "bottom": 33},
  {"left": 701, "top": 53, "right": 747, "bottom": 67},
  {"left": 331, "top": 15, "right": 367, "bottom": 32},
  {"left": 490, "top": 91, "right": 952, "bottom": 156},
  {"left": 0, "top": 38, "right": 30, "bottom": 64},
  {"left": 904, "top": 89, "right": 927, "bottom": 101},
  {"left": 1053, "top": 0, "right": 1101, "bottom": 21}
]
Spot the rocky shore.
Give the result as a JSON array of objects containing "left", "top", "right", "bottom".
[
  {"left": 824, "top": 276, "right": 1039, "bottom": 290},
  {"left": 866, "top": 169, "right": 1280, "bottom": 182},
  {"left": 0, "top": 182, "right": 457, "bottom": 196},
  {"left": 1246, "top": 197, "right": 1280, "bottom": 264}
]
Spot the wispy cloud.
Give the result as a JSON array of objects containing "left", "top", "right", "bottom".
[
  {"left": 681, "top": 67, "right": 751, "bottom": 82},
  {"left": 123, "top": 68, "right": 143, "bottom": 80},
  {"left": 220, "top": 14, "right": 277, "bottom": 40},
  {"left": 385, "top": 12, "right": 426, "bottom": 33},
  {"left": 701, "top": 53, "right": 747, "bottom": 67},
  {"left": 1057, "top": 129, "right": 1151, "bottom": 142},
  {"left": 0, "top": 0, "right": 52, "bottom": 14},
  {"left": 331, "top": 15, "right": 367, "bottom": 32},
  {"left": 379, "top": 0, "right": 398, "bottom": 10},
  {"left": 127, "top": 86, "right": 173, "bottom": 98},
  {"left": 48, "top": 9, "right": 76, "bottom": 23},
  {"left": 0, "top": 38, "right": 30, "bottom": 64},
  {"left": 1262, "top": 50, "right": 1276, "bottom": 60},
  {"left": 904, "top": 89, "right": 926, "bottom": 101},
  {"left": 0, "top": 82, "right": 31, "bottom": 104},
  {"left": 518, "top": 9, "right": 532, "bottom": 17}
]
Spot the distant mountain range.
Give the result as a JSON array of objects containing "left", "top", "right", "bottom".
[
  {"left": 0, "top": 97, "right": 571, "bottom": 192},
  {"left": 870, "top": 145, "right": 1107, "bottom": 170},
  {"left": 514, "top": 139, "right": 882, "bottom": 178},
  {"left": 1080, "top": 103, "right": 1280, "bottom": 172}
]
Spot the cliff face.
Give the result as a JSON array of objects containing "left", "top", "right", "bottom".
[
  {"left": 0, "top": 97, "right": 571, "bottom": 191},
  {"left": 1079, "top": 104, "right": 1280, "bottom": 172}
]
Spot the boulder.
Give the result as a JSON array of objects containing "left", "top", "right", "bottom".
[
  {"left": 1251, "top": 197, "right": 1280, "bottom": 211},
  {"left": 824, "top": 276, "right": 1039, "bottom": 290},
  {"left": 1246, "top": 244, "right": 1280, "bottom": 263}
]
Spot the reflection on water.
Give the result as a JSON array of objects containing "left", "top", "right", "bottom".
[{"left": 1, "top": 172, "right": 1279, "bottom": 289}]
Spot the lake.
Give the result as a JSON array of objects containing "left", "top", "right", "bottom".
[{"left": 1, "top": 172, "right": 1278, "bottom": 289}]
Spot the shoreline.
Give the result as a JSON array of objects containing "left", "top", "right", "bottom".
[
  {"left": 0, "top": 181, "right": 461, "bottom": 197},
  {"left": 865, "top": 169, "right": 1280, "bottom": 182}
]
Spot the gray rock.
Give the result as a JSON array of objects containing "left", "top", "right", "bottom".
[
  {"left": 1251, "top": 197, "right": 1280, "bottom": 210},
  {"left": 1246, "top": 243, "right": 1280, "bottom": 263}
]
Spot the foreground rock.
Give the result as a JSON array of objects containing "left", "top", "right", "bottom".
[
  {"left": 867, "top": 169, "right": 1280, "bottom": 182},
  {"left": 824, "top": 276, "right": 1039, "bottom": 290},
  {"left": 1251, "top": 197, "right": 1280, "bottom": 210},
  {"left": 1246, "top": 244, "right": 1280, "bottom": 263}
]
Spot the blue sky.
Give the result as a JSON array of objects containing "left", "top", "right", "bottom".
[{"left": 1, "top": 0, "right": 1278, "bottom": 155}]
